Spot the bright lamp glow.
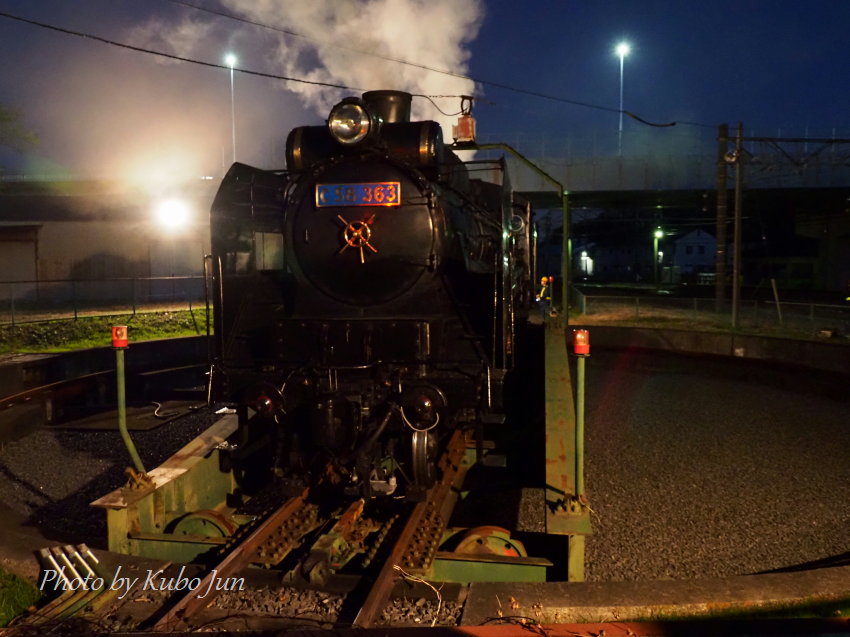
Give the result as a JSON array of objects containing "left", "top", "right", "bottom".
[
  {"left": 328, "top": 100, "right": 371, "bottom": 145},
  {"left": 154, "top": 198, "right": 191, "bottom": 231},
  {"left": 225, "top": 53, "right": 237, "bottom": 68},
  {"left": 615, "top": 42, "right": 631, "bottom": 58},
  {"left": 654, "top": 228, "right": 664, "bottom": 239}
]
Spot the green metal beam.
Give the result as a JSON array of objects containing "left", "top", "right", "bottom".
[
  {"left": 542, "top": 315, "right": 592, "bottom": 581},
  {"left": 463, "top": 141, "right": 591, "bottom": 581},
  {"left": 544, "top": 316, "right": 575, "bottom": 500},
  {"left": 431, "top": 553, "right": 552, "bottom": 583},
  {"left": 91, "top": 415, "right": 239, "bottom": 562}
]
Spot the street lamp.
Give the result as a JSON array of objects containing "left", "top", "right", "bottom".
[
  {"left": 153, "top": 198, "right": 191, "bottom": 232},
  {"left": 653, "top": 227, "right": 663, "bottom": 285},
  {"left": 615, "top": 42, "right": 630, "bottom": 155},
  {"left": 225, "top": 53, "right": 237, "bottom": 163}
]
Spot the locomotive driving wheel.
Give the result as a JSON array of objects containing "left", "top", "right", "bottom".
[{"left": 411, "top": 429, "right": 438, "bottom": 488}]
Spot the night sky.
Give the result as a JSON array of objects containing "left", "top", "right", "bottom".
[{"left": 1, "top": 0, "right": 849, "bottom": 182}]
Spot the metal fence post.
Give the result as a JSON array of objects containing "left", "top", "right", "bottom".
[
  {"left": 10, "top": 286, "right": 16, "bottom": 327},
  {"left": 635, "top": 296, "right": 640, "bottom": 318}
]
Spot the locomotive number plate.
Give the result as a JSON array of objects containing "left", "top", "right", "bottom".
[{"left": 316, "top": 182, "right": 401, "bottom": 207}]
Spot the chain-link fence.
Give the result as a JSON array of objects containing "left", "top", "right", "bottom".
[
  {"left": 574, "top": 289, "right": 850, "bottom": 338},
  {"left": 0, "top": 276, "right": 207, "bottom": 325}
]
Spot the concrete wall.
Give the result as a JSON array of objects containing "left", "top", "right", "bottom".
[
  {"left": 0, "top": 220, "right": 210, "bottom": 305},
  {"left": 576, "top": 325, "right": 850, "bottom": 375},
  {"left": 36, "top": 221, "right": 209, "bottom": 280}
]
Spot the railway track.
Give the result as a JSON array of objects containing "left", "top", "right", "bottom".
[
  {"left": 148, "top": 427, "right": 470, "bottom": 631},
  {"left": 6, "top": 346, "right": 846, "bottom": 635},
  {"left": 10, "top": 427, "right": 471, "bottom": 632}
]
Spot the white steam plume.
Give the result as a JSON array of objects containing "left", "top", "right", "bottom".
[
  {"left": 132, "top": 0, "right": 483, "bottom": 131},
  {"left": 226, "top": 0, "right": 482, "bottom": 127},
  {"left": 127, "top": 15, "right": 217, "bottom": 61}
]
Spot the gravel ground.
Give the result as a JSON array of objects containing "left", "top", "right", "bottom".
[
  {"left": 0, "top": 405, "right": 219, "bottom": 545},
  {"left": 583, "top": 350, "right": 850, "bottom": 582},
  {"left": 0, "top": 350, "right": 847, "bottom": 589},
  {"left": 209, "top": 585, "right": 463, "bottom": 628}
]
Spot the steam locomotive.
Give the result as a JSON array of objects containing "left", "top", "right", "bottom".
[{"left": 209, "top": 90, "right": 534, "bottom": 500}]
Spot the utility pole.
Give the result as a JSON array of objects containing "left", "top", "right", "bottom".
[
  {"left": 731, "top": 123, "right": 744, "bottom": 329},
  {"left": 714, "top": 124, "right": 728, "bottom": 312}
]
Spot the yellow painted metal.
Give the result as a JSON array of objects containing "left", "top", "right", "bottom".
[
  {"left": 431, "top": 552, "right": 552, "bottom": 583},
  {"left": 91, "top": 415, "right": 239, "bottom": 562},
  {"left": 453, "top": 526, "right": 528, "bottom": 557},
  {"left": 544, "top": 315, "right": 576, "bottom": 505},
  {"left": 543, "top": 315, "right": 592, "bottom": 581}
]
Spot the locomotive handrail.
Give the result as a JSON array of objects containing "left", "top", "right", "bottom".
[{"left": 467, "top": 142, "right": 571, "bottom": 317}]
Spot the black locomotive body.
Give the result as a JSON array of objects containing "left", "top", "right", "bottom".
[{"left": 210, "top": 90, "right": 533, "bottom": 499}]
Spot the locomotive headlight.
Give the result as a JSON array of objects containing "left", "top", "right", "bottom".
[
  {"left": 328, "top": 99, "right": 372, "bottom": 145},
  {"left": 509, "top": 214, "right": 525, "bottom": 234}
]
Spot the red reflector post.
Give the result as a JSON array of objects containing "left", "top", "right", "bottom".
[
  {"left": 572, "top": 329, "right": 590, "bottom": 356},
  {"left": 112, "top": 326, "right": 129, "bottom": 349}
]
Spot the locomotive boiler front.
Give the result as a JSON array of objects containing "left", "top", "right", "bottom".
[
  {"left": 285, "top": 90, "right": 448, "bottom": 308},
  {"left": 289, "top": 160, "right": 438, "bottom": 307}
]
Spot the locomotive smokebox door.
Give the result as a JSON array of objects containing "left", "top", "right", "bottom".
[{"left": 294, "top": 162, "right": 436, "bottom": 306}]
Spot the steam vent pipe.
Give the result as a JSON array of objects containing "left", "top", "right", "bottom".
[{"left": 363, "top": 90, "right": 412, "bottom": 123}]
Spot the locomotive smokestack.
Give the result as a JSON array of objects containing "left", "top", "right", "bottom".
[{"left": 362, "top": 90, "right": 412, "bottom": 123}]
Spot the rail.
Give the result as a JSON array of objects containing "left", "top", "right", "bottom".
[
  {"left": 147, "top": 428, "right": 471, "bottom": 631},
  {"left": 152, "top": 490, "right": 311, "bottom": 632},
  {"left": 353, "top": 427, "right": 470, "bottom": 628}
]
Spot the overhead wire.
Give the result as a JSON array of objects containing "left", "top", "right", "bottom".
[
  {"left": 159, "top": 0, "right": 707, "bottom": 128},
  {"left": 163, "top": 0, "right": 721, "bottom": 129},
  {"left": 0, "top": 5, "right": 713, "bottom": 129},
  {"left": 412, "top": 95, "right": 465, "bottom": 117},
  {"left": 0, "top": 9, "right": 361, "bottom": 92}
]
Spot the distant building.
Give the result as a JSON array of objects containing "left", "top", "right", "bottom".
[
  {"left": 572, "top": 241, "right": 645, "bottom": 282},
  {"left": 530, "top": 186, "right": 849, "bottom": 293},
  {"left": 671, "top": 229, "right": 716, "bottom": 275},
  {"left": 0, "top": 180, "right": 213, "bottom": 310}
]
